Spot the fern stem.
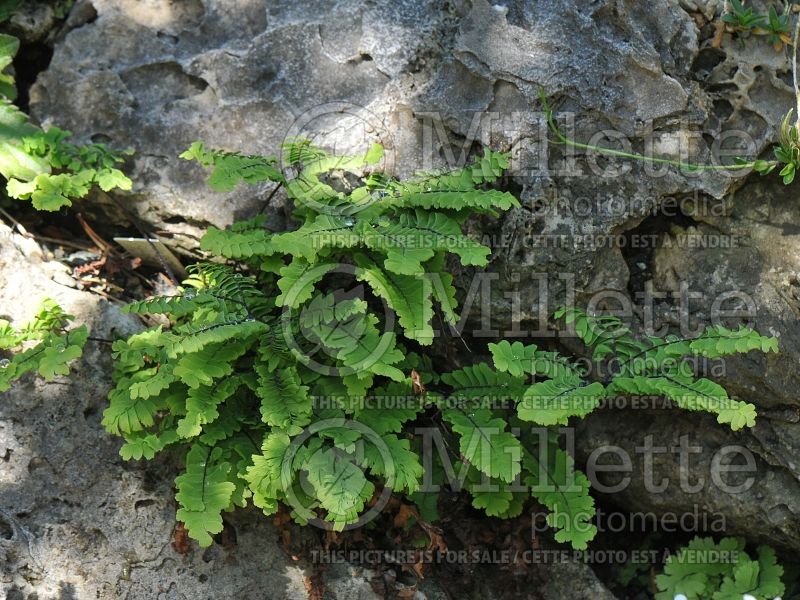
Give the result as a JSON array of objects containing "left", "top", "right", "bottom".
[
  {"left": 200, "top": 444, "right": 216, "bottom": 505},
  {"left": 258, "top": 181, "right": 284, "bottom": 214},
  {"left": 662, "top": 373, "right": 723, "bottom": 407},
  {"left": 793, "top": 10, "right": 800, "bottom": 129},
  {"left": 524, "top": 447, "right": 580, "bottom": 506},
  {"left": 617, "top": 330, "right": 748, "bottom": 376},
  {"left": 241, "top": 429, "right": 262, "bottom": 453},
  {"left": 538, "top": 89, "right": 773, "bottom": 172}
]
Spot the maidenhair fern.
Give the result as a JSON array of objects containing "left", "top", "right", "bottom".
[
  {"left": 0, "top": 29, "right": 131, "bottom": 211},
  {"left": 105, "top": 140, "right": 778, "bottom": 551},
  {"left": 555, "top": 307, "right": 775, "bottom": 430},
  {"left": 0, "top": 299, "right": 88, "bottom": 392},
  {"left": 7, "top": 127, "right": 133, "bottom": 210},
  {"left": 655, "top": 536, "right": 785, "bottom": 600}
]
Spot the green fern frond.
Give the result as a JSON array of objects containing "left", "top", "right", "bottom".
[
  {"left": 392, "top": 148, "right": 512, "bottom": 192},
  {"left": 354, "top": 255, "right": 435, "bottom": 344},
  {"left": 128, "top": 366, "right": 176, "bottom": 400},
  {"left": 120, "top": 429, "right": 180, "bottom": 461},
  {"left": 609, "top": 374, "right": 757, "bottom": 430},
  {"left": 281, "top": 140, "right": 382, "bottom": 213},
  {"left": 281, "top": 139, "right": 326, "bottom": 166},
  {"left": 298, "top": 293, "right": 368, "bottom": 330},
  {"left": 256, "top": 320, "right": 301, "bottom": 372},
  {"left": 519, "top": 378, "right": 606, "bottom": 426},
  {"left": 198, "top": 398, "right": 248, "bottom": 446},
  {"left": 284, "top": 139, "right": 383, "bottom": 176},
  {"left": 244, "top": 431, "right": 291, "bottom": 514},
  {"left": 271, "top": 214, "right": 360, "bottom": 261},
  {"left": 524, "top": 441, "right": 596, "bottom": 550},
  {"left": 362, "top": 210, "right": 491, "bottom": 275},
  {"left": 180, "top": 141, "right": 283, "bottom": 192},
  {"left": 361, "top": 433, "right": 423, "bottom": 494},
  {"left": 620, "top": 326, "right": 778, "bottom": 377},
  {"left": 556, "top": 308, "right": 775, "bottom": 430},
  {"left": 466, "top": 466, "right": 528, "bottom": 518},
  {"left": 0, "top": 326, "right": 87, "bottom": 391},
  {"left": 163, "top": 318, "right": 267, "bottom": 359},
  {"left": 0, "top": 298, "right": 72, "bottom": 347},
  {"left": 103, "top": 383, "right": 164, "bottom": 435},
  {"left": 469, "top": 485, "right": 515, "bottom": 517},
  {"left": 254, "top": 365, "right": 312, "bottom": 434},
  {"left": 655, "top": 537, "right": 785, "bottom": 600},
  {"left": 442, "top": 407, "right": 522, "bottom": 483},
  {"left": 353, "top": 382, "right": 422, "bottom": 434},
  {"left": 425, "top": 251, "right": 460, "bottom": 327},
  {"left": 303, "top": 445, "right": 375, "bottom": 530},
  {"left": 175, "top": 445, "right": 237, "bottom": 546},
  {"left": 489, "top": 340, "right": 538, "bottom": 378},
  {"left": 176, "top": 376, "right": 244, "bottom": 439},
  {"left": 200, "top": 219, "right": 275, "bottom": 259},
  {"left": 488, "top": 341, "right": 586, "bottom": 383},
  {"left": 7, "top": 125, "right": 132, "bottom": 210},
  {"left": 555, "top": 306, "right": 640, "bottom": 360},
  {"left": 173, "top": 343, "right": 248, "bottom": 388},
  {"left": 441, "top": 362, "right": 527, "bottom": 407},
  {"left": 110, "top": 327, "right": 166, "bottom": 372},
  {"left": 0, "top": 300, "right": 88, "bottom": 391},
  {"left": 393, "top": 189, "right": 519, "bottom": 213},
  {"left": 301, "top": 310, "right": 405, "bottom": 380},
  {"left": 275, "top": 259, "right": 336, "bottom": 308},
  {"left": 387, "top": 149, "right": 516, "bottom": 213},
  {"left": 532, "top": 350, "right": 586, "bottom": 380},
  {"left": 689, "top": 324, "right": 779, "bottom": 356}
]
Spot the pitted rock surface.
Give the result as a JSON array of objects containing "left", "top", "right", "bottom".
[{"left": 16, "top": 0, "right": 800, "bottom": 587}]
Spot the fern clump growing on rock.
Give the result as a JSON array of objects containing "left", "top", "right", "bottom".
[
  {"left": 0, "top": 30, "right": 132, "bottom": 211},
  {"left": 0, "top": 299, "right": 88, "bottom": 392},
  {"left": 104, "top": 140, "right": 778, "bottom": 550},
  {"left": 655, "top": 536, "right": 785, "bottom": 600}
]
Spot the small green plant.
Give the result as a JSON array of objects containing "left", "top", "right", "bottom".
[
  {"left": 655, "top": 536, "right": 785, "bottom": 600},
  {"left": 762, "top": 5, "right": 792, "bottom": 49},
  {"left": 103, "top": 140, "right": 778, "bottom": 550},
  {"left": 6, "top": 127, "right": 133, "bottom": 210},
  {"left": 721, "top": 1, "right": 793, "bottom": 50},
  {"left": 0, "top": 299, "right": 88, "bottom": 392},
  {"left": 773, "top": 108, "right": 800, "bottom": 183},
  {"left": 538, "top": 89, "right": 799, "bottom": 182},
  {"left": 722, "top": 0, "right": 766, "bottom": 31},
  {"left": 0, "top": 26, "right": 131, "bottom": 211},
  {"left": 540, "top": 7, "right": 800, "bottom": 181}
]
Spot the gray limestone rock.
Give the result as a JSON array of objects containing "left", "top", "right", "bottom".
[{"left": 15, "top": 0, "right": 800, "bottom": 593}]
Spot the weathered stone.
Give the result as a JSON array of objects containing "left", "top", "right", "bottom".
[
  {"left": 28, "top": 0, "right": 456, "bottom": 250},
  {"left": 0, "top": 223, "right": 320, "bottom": 598},
  {"left": 575, "top": 409, "right": 800, "bottom": 552},
  {"left": 541, "top": 558, "right": 618, "bottom": 600},
  {"left": 3, "top": 2, "right": 59, "bottom": 44},
  {"left": 20, "top": 0, "right": 800, "bottom": 585},
  {"left": 565, "top": 174, "right": 800, "bottom": 550}
]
